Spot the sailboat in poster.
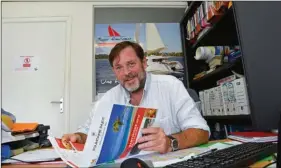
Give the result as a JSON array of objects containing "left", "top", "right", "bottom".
[
  {"left": 143, "top": 23, "right": 184, "bottom": 75},
  {"left": 96, "top": 25, "right": 134, "bottom": 48},
  {"left": 95, "top": 24, "right": 184, "bottom": 75}
]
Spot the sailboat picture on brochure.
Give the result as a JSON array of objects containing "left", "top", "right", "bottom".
[{"left": 95, "top": 23, "right": 185, "bottom": 94}]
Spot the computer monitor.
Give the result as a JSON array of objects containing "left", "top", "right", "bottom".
[
  {"left": 277, "top": 113, "right": 281, "bottom": 168},
  {"left": 234, "top": 2, "right": 281, "bottom": 131}
]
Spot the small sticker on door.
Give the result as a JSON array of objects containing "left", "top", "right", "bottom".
[{"left": 14, "top": 56, "right": 39, "bottom": 71}]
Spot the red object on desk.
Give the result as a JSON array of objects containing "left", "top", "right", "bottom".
[{"left": 230, "top": 132, "right": 277, "bottom": 137}]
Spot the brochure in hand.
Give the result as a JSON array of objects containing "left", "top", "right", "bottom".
[{"left": 48, "top": 103, "right": 158, "bottom": 167}]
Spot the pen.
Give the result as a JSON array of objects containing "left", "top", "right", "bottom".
[{"left": 191, "top": 148, "right": 218, "bottom": 159}]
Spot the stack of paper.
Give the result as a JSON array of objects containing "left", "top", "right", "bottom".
[
  {"left": 228, "top": 132, "right": 278, "bottom": 142},
  {"left": 2, "top": 130, "right": 39, "bottom": 144},
  {"left": 228, "top": 135, "right": 277, "bottom": 143}
]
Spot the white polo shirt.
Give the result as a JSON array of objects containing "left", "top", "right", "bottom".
[{"left": 77, "top": 72, "right": 210, "bottom": 136}]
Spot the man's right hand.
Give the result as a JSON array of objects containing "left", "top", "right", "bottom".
[{"left": 62, "top": 133, "right": 83, "bottom": 144}]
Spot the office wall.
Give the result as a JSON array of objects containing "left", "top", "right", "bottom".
[
  {"left": 94, "top": 8, "right": 185, "bottom": 24},
  {"left": 2, "top": 2, "right": 95, "bottom": 134},
  {"left": 2, "top": 2, "right": 186, "bottom": 133},
  {"left": 0, "top": 4, "right": 2, "bottom": 110}
]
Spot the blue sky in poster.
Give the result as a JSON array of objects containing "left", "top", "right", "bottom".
[{"left": 94, "top": 23, "right": 182, "bottom": 54}]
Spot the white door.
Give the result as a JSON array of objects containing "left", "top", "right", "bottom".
[{"left": 2, "top": 17, "right": 71, "bottom": 137}]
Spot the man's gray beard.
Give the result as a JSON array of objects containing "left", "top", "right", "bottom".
[{"left": 122, "top": 73, "right": 146, "bottom": 93}]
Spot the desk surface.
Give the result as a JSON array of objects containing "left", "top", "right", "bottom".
[
  {"left": 2, "top": 139, "right": 274, "bottom": 168},
  {"left": 2, "top": 163, "right": 66, "bottom": 168}
]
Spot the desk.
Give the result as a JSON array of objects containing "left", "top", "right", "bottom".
[
  {"left": 2, "top": 163, "right": 66, "bottom": 168},
  {"left": 2, "top": 139, "right": 274, "bottom": 168}
]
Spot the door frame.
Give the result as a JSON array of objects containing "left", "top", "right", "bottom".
[{"left": 2, "top": 16, "right": 72, "bottom": 133}]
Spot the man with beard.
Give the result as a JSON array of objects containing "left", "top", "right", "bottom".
[{"left": 62, "top": 41, "right": 210, "bottom": 154}]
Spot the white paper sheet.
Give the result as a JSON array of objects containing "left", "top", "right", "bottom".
[{"left": 2, "top": 149, "right": 59, "bottom": 163}]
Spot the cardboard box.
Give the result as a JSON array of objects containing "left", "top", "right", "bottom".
[
  {"left": 209, "top": 88, "right": 216, "bottom": 115},
  {"left": 203, "top": 89, "right": 212, "bottom": 116},
  {"left": 233, "top": 78, "right": 251, "bottom": 115},
  {"left": 199, "top": 91, "right": 206, "bottom": 116},
  {"left": 221, "top": 81, "right": 236, "bottom": 115}
]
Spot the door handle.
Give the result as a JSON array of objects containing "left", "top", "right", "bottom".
[
  {"left": 50, "top": 101, "right": 62, "bottom": 104},
  {"left": 50, "top": 98, "right": 64, "bottom": 113}
]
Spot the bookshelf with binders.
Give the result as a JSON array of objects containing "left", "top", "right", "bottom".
[{"left": 180, "top": 1, "right": 281, "bottom": 137}]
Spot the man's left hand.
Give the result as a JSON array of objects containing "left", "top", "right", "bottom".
[{"left": 137, "top": 127, "right": 172, "bottom": 154}]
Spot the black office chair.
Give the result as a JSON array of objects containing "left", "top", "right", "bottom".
[
  {"left": 187, "top": 88, "right": 200, "bottom": 102},
  {"left": 187, "top": 88, "right": 203, "bottom": 116}
]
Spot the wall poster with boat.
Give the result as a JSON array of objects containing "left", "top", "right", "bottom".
[{"left": 94, "top": 23, "right": 185, "bottom": 96}]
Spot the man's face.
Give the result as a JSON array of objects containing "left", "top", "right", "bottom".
[{"left": 112, "top": 46, "right": 147, "bottom": 92}]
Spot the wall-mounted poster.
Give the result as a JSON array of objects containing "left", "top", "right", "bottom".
[{"left": 94, "top": 23, "right": 185, "bottom": 95}]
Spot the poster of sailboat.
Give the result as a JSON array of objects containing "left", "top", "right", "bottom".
[{"left": 94, "top": 23, "right": 185, "bottom": 94}]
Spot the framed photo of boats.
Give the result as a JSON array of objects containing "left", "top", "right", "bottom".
[{"left": 94, "top": 23, "right": 185, "bottom": 96}]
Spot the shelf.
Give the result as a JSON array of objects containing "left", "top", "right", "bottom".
[
  {"left": 205, "top": 115, "right": 251, "bottom": 120},
  {"left": 180, "top": 1, "right": 202, "bottom": 24},
  {"left": 205, "top": 115, "right": 252, "bottom": 125},
  {"left": 190, "top": 7, "right": 237, "bottom": 49},
  {"left": 192, "top": 57, "right": 242, "bottom": 84}
]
